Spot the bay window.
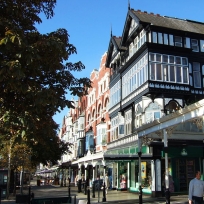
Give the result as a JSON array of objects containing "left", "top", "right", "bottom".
[{"left": 149, "top": 53, "right": 189, "bottom": 84}]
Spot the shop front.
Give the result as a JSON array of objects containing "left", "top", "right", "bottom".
[
  {"left": 163, "top": 145, "right": 204, "bottom": 193},
  {"left": 104, "top": 145, "right": 153, "bottom": 193}
]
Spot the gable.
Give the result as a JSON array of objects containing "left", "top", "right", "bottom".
[
  {"left": 121, "top": 9, "right": 140, "bottom": 46},
  {"left": 128, "top": 18, "right": 138, "bottom": 36},
  {"left": 106, "top": 36, "right": 126, "bottom": 67},
  {"left": 111, "top": 43, "right": 117, "bottom": 58}
]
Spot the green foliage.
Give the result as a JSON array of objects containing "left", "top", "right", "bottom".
[{"left": 0, "top": 0, "right": 91, "bottom": 166}]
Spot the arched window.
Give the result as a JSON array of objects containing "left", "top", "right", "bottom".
[
  {"left": 165, "top": 100, "right": 181, "bottom": 114},
  {"left": 145, "top": 102, "right": 161, "bottom": 123}
]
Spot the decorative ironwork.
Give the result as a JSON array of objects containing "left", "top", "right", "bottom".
[
  {"left": 166, "top": 126, "right": 177, "bottom": 137},
  {"left": 191, "top": 117, "right": 203, "bottom": 129},
  {"left": 155, "top": 130, "right": 163, "bottom": 138},
  {"left": 142, "top": 135, "right": 153, "bottom": 145}
]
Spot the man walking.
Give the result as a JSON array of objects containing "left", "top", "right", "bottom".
[
  {"left": 104, "top": 173, "right": 110, "bottom": 195},
  {"left": 189, "top": 170, "right": 204, "bottom": 204}
]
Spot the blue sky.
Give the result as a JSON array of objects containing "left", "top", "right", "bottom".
[{"left": 36, "top": 0, "right": 204, "bottom": 128}]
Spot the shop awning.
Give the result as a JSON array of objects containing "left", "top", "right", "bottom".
[{"left": 104, "top": 145, "right": 153, "bottom": 160}]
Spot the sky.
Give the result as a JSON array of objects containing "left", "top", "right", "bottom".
[{"left": 35, "top": 0, "right": 204, "bottom": 129}]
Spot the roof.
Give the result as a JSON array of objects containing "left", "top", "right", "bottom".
[
  {"left": 132, "top": 9, "right": 204, "bottom": 34},
  {"left": 112, "top": 36, "right": 126, "bottom": 51}
]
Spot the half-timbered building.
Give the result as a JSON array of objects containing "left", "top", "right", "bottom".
[{"left": 105, "top": 7, "right": 204, "bottom": 196}]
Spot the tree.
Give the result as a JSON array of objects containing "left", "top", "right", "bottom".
[{"left": 0, "top": 1, "right": 91, "bottom": 164}]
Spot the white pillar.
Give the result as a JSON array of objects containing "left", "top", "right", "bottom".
[
  {"left": 163, "top": 129, "right": 169, "bottom": 189},
  {"left": 102, "top": 160, "right": 106, "bottom": 180},
  {"left": 84, "top": 163, "right": 88, "bottom": 179},
  {"left": 155, "top": 159, "right": 161, "bottom": 191},
  {"left": 151, "top": 160, "right": 155, "bottom": 192},
  {"left": 138, "top": 137, "right": 142, "bottom": 187},
  {"left": 127, "top": 162, "right": 130, "bottom": 188},
  {"left": 78, "top": 164, "right": 81, "bottom": 180},
  {"left": 112, "top": 164, "right": 116, "bottom": 189},
  {"left": 93, "top": 166, "right": 95, "bottom": 181},
  {"left": 116, "top": 163, "right": 119, "bottom": 188}
]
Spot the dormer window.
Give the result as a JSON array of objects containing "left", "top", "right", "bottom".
[
  {"left": 169, "top": 35, "right": 174, "bottom": 46},
  {"left": 164, "top": 34, "right": 168, "bottom": 45},
  {"left": 152, "top": 32, "right": 157, "bottom": 43},
  {"left": 191, "top": 39, "right": 199, "bottom": 52},
  {"left": 158, "top": 33, "right": 163, "bottom": 44},
  {"left": 200, "top": 40, "right": 204, "bottom": 52},
  {"left": 184, "top": 37, "right": 190, "bottom": 48},
  {"left": 175, "top": 36, "right": 182, "bottom": 47}
]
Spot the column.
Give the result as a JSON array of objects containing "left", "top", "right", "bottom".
[
  {"left": 138, "top": 137, "right": 142, "bottom": 204},
  {"left": 163, "top": 129, "right": 170, "bottom": 204},
  {"left": 92, "top": 166, "right": 95, "bottom": 181},
  {"left": 151, "top": 160, "right": 155, "bottom": 196},
  {"left": 155, "top": 159, "right": 161, "bottom": 197},
  {"left": 116, "top": 163, "right": 119, "bottom": 189},
  {"left": 127, "top": 162, "right": 130, "bottom": 188},
  {"left": 84, "top": 163, "right": 88, "bottom": 179},
  {"left": 78, "top": 164, "right": 82, "bottom": 193}
]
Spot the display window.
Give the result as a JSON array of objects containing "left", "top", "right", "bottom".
[{"left": 119, "top": 162, "right": 127, "bottom": 189}]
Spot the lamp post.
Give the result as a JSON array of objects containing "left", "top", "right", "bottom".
[{"left": 137, "top": 137, "right": 142, "bottom": 204}]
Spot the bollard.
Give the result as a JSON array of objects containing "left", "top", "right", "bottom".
[
  {"left": 0, "top": 187, "right": 1, "bottom": 204},
  {"left": 28, "top": 186, "right": 31, "bottom": 204},
  {"left": 139, "top": 185, "right": 143, "bottom": 204},
  {"left": 102, "top": 182, "right": 106, "bottom": 202},
  {"left": 87, "top": 186, "right": 90, "bottom": 204},
  {"left": 97, "top": 180, "right": 100, "bottom": 203},
  {"left": 68, "top": 183, "right": 71, "bottom": 203},
  {"left": 92, "top": 181, "right": 95, "bottom": 198},
  {"left": 74, "top": 195, "right": 76, "bottom": 204},
  {"left": 68, "top": 184, "right": 70, "bottom": 197},
  {"left": 84, "top": 183, "right": 87, "bottom": 195},
  {"left": 78, "top": 180, "right": 82, "bottom": 193},
  {"left": 165, "top": 188, "right": 170, "bottom": 204}
]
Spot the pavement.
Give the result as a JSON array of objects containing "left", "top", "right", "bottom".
[{"left": 1, "top": 179, "right": 190, "bottom": 204}]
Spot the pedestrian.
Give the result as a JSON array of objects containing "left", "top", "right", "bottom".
[
  {"left": 188, "top": 170, "right": 204, "bottom": 204},
  {"left": 81, "top": 174, "right": 85, "bottom": 190},
  {"left": 169, "top": 174, "right": 174, "bottom": 193},
  {"left": 162, "top": 172, "right": 174, "bottom": 196},
  {"left": 104, "top": 173, "right": 110, "bottom": 195},
  {"left": 75, "top": 175, "right": 78, "bottom": 187}
]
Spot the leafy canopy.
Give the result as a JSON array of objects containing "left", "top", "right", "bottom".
[{"left": 0, "top": 0, "right": 91, "bottom": 166}]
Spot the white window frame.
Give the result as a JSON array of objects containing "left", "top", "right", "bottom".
[
  {"left": 193, "top": 62, "right": 201, "bottom": 88},
  {"left": 191, "top": 39, "right": 199, "bottom": 52},
  {"left": 149, "top": 53, "right": 189, "bottom": 84}
]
